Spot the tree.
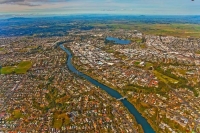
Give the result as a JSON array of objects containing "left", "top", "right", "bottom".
[{"left": 142, "top": 36, "right": 146, "bottom": 43}]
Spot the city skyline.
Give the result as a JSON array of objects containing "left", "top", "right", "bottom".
[{"left": 0, "top": 0, "right": 200, "bottom": 15}]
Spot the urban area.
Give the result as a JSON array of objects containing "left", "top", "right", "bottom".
[{"left": 0, "top": 28, "right": 200, "bottom": 133}]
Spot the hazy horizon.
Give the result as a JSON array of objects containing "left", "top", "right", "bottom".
[{"left": 0, "top": 0, "right": 200, "bottom": 15}]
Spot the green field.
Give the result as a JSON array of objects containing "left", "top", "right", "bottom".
[
  {"left": 53, "top": 113, "right": 70, "bottom": 129},
  {"left": 1, "top": 66, "right": 16, "bottom": 74},
  {"left": 53, "top": 118, "right": 63, "bottom": 129},
  {"left": 153, "top": 70, "right": 178, "bottom": 84},
  {"left": 0, "top": 61, "right": 32, "bottom": 74},
  {"left": 145, "top": 62, "right": 153, "bottom": 69},
  {"left": 0, "top": 47, "right": 4, "bottom": 51},
  {"left": 15, "top": 61, "right": 32, "bottom": 74},
  {"left": 12, "top": 110, "right": 23, "bottom": 119},
  {"left": 134, "top": 61, "right": 140, "bottom": 65},
  {"left": 88, "top": 23, "right": 200, "bottom": 38},
  {"left": 0, "top": 47, "right": 6, "bottom": 53},
  {"left": 196, "top": 50, "right": 200, "bottom": 54},
  {"left": 176, "top": 69, "right": 187, "bottom": 75},
  {"left": 7, "top": 109, "right": 23, "bottom": 121}
]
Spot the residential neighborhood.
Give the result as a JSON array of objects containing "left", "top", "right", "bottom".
[
  {"left": 0, "top": 28, "right": 200, "bottom": 133},
  {"left": 0, "top": 37, "right": 142, "bottom": 132}
]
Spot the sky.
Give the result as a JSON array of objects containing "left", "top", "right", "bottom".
[{"left": 0, "top": 0, "right": 200, "bottom": 15}]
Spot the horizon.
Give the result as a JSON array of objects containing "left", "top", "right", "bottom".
[
  {"left": 1, "top": 14, "right": 200, "bottom": 19},
  {"left": 0, "top": 0, "right": 200, "bottom": 15}
]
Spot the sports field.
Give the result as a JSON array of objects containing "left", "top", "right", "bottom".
[{"left": 0, "top": 61, "right": 32, "bottom": 74}]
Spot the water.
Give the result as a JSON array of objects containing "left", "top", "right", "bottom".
[
  {"left": 106, "top": 37, "right": 131, "bottom": 45},
  {"left": 60, "top": 45, "right": 155, "bottom": 133}
]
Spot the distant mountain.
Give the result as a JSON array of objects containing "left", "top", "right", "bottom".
[
  {"left": 6, "top": 17, "right": 32, "bottom": 21},
  {"left": 0, "top": 15, "right": 200, "bottom": 37}
]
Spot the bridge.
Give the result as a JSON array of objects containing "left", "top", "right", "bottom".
[{"left": 117, "top": 96, "right": 127, "bottom": 101}]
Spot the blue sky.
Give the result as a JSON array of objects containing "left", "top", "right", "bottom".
[{"left": 0, "top": 0, "right": 199, "bottom": 15}]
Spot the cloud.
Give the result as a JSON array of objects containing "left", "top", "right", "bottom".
[
  {"left": 0, "top": 0, "right": 23, "bottom": 4},
  {"left": 0, "top": 0, "right": 199, "bottom": 15},
  {"left": 0, "top": 0, "right": 49, "bottom": 6},
  {"left": 0, "top": 0, "right": 61, "bottom": 6},
  {"left": 0, "top": 0, "right": 74, "bottom": 6}
]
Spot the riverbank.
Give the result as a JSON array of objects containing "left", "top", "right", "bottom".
[
  {"left": 60, "top": 45, "right": 155, "bottom": 133},
  {"left": 73, "top": 60, "right": 158, "bottom": 132},
  {"left": 63, "top": 47, "right": 144, "bottom": 131}
]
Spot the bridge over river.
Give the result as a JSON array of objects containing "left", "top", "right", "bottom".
[{"left": 60, "top": 44, "right": 155, "bottom": 133}]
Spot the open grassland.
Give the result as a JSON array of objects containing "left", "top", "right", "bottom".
[
  {"left": 7, "top": 109, "right": 23, "bottom": 121},
  {"left": 196, "top": 50, "right": 200, "bottom": 54},
  {"left": 153, "top": 70, "right": 179, "bottom": 84},
  {"left": 0, "top": 47, "right": 6, "bottom": 54},
  {"left": 0, "top": 66, "right": 16, "bottom": 74},
  {"left": 15, "top": 61, "right": 32, "bottom": 74},
  {"left": 176, "top": 69, "right": 187, "bottom": 75},
  {"left": 53, "top": 112, "right": 70, "bottom": 129},
  {"left": 0, "top": 61, "right": 32, "bottom": 74},
  {"left": 0, "top": 47, "right": 4, "bottom": 51},
  {"left": 88, "top": 23, "right": 200, "bottom": 38}
]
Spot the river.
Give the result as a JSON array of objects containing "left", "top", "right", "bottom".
[{"left": 60, "top": 45, "right": 155, "bottom": 133}]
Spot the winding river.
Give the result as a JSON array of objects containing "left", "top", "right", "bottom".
[{"left": 60, "top": 45, "right": 155, "bottom": 133}]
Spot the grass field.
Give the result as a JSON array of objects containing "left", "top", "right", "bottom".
[
  {"left": 196, "top": 50, "right": 200, "bottom": 54},
  {"left": 56, "top": 95, "right": 70, "bottom": 103},
  {"left": 134, "top": 61, "right": 140, "bottom": 65},
  {"left": 15, "top": 61, "right": 32, "bottom": 74},
  {"left": 0, "top": 47, "right": 6, "bottom": 54},
  {"left": 0, "top": 61, "right": 32, "bottom": 74},
  {"left": 53, "top": 118, "right": 63, "bottom": 129},
  {"left": 88, "top": 23, "right": 200, "bottom": 38},
  {"left": 7, "top": 109, "right": 23, "bottom": 121},
  {"left": 153, "top": 70, "right": 178, "bottom": 84},
  {"left": 145, "top": 62, "right": 153, "bottom": 69},
  {"left": 1, "top": 66, "right": 16, "bottom": 74},
  {"left": 0, "top": 47, "right": 4, "bottom": 51},
  {"left": 176, "top": 69, "right": 186, "bottom": 75},
  {"left": 12, "top": 109, "right": 23, "bottom": 119},
  {"left": 53, "top": 113, "right": 70, "bottom": 129}
]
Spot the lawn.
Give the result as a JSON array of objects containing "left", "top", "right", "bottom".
[
  {"left": 134, "top": 61, "right": 140, "bottom": 65},
  {"left": 176, "top": 69, "right": 186, "bottom": 75},
  {"left": 130, "top": 37, "right": 143, "bottom": 43},
  {"left": 57, "top": 113, "right": 70, "bottom": 125},
  {"left": 0, "top": 47, "right": 4, "bottom": 51},
  {"left": 15, "top": 61, "right": 32, "bottom": 74},
  {"left": 196, "top": 50, "right": 200, "bottom": 54},
  {"left": 1, "top": 66, "right": 16, "bottom": 74},
  {"left": 0, "top": 61, "right": 32, "bottom": 74},
  {"left": 7, "top": 109, "right": 23, "bottom": 121},
  {"left": 106, "top": 49, "right": 115, "bottom": 53},
  {"left": 12, "top": 109, "right": 23, "bottom": 119},
  {"left": 53, "top": 118, "right": 63, "bottom": 129},
  {"left": 56, "top": 95, "right": 70, "bottom": 103},
  {"left": 153, "top": 70, "right": 178, "bottom": 84},
  {"left": 53, "top": 113, "right": 70, "bottom": 129},
  {"left": 145, "top": 62, "right": 153, "bottom": 69},
  {"left": 140, "top": 44, "right": 147, "bottom": 49}
]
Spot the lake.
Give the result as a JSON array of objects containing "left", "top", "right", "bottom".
[{"left": 106, "top": 37, "right": 131, "bottom": 45}]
